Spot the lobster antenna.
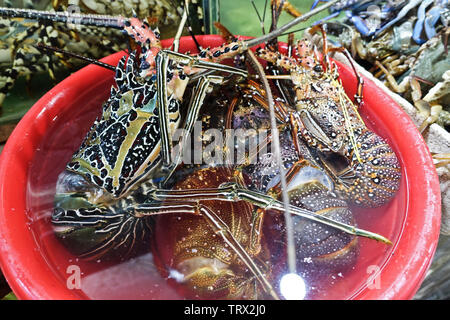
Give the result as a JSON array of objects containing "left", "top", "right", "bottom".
[
  {"left": 172, "top": 0, "right": 190, "bottom": 52},
  {"left": 278, "top": 26, "right": 308, "bottom": 37},
  {"left": 250, "top": 0, "right": 266, "bottom": 34},
  {"left": 169, "top": 0, "right": 203, "bottom": 52},
  {"left": 34, "top": 43, "right": 116, "bottom": 71},
  {"left": 185, "top": 16, "right": 203, "bottom": 52},
  {"left": 0, "top": 0, "right": 338, "bottom": 50},
  {"left": 244, "top": 0, "right": 339, "bottom": 48},
  {"left": 246, "top": 48, "right": 297, "bottom": 276},
  {"left": 262, "top": 0, "right": 269, "bottom": 30},
  {"left": 0, "top": 7, "right": 126, "bottom": 29}
]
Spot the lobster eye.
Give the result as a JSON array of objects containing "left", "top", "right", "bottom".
[
  {"left": 56, "top": 170, "right": 91, "bottom": 194},
  {"left": 313, "top": 64, "right": 323, "bottom": 73},
  {"left": 55, "top": 170, "right": 108, "bottom": 205}
]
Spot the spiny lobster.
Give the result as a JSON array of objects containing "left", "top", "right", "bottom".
[
  {"left": 255, "top": 24, "right": 401, "bottom": 208},
  {"left": 0, "top": 0, "right": 400, "bottom": 299}
]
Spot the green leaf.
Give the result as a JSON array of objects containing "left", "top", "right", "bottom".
[{"left": 2, "top": 292, "right": 17, "bottom": 300}]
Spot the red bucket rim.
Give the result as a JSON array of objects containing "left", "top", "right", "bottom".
[{"left": 0, "top": 35, "right": 441, "bottom": 300}]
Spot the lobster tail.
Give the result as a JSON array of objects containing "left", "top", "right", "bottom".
[
  {"left": 284, "top": 181, "right": 359, "bottom": 276},
  {"left": 339, "top": 130, "right": 401, "bottom": 207}
]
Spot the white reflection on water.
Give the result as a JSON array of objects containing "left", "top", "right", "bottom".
[
  {"left": 280, "top": 273, "right": 306, "bottom": 300},
  {"left": 80, "top": 253, "right": 180, "bottom": 300}
]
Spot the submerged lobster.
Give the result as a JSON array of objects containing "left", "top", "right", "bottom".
[
  {"left": 1, "top": 0, "right": 400, "bottom": 299},
  {"left": 152, "top": 78, "right": 361, "bottom": 299}
]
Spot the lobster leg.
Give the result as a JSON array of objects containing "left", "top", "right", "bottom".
[
  {"left": 195, "top": 203, "right": 279, "bottom": 299},
  {"left": 155, "top": 49, "right": 248, "bottom": 169},
  {"left": 272, "top": 0, "right": 303, "bottom": 17},
  {"left": 327, "top": 46, "right": 364, "bottom": 106},
  {"left": 308, "top": 24, "right": 365, "bottom": 106},
  {"left": 267, "top": 159, "right": 321, "bottom": 196},
  {"left": 142, "top": 182, "right": 391, "bottom": 244},
  {"left": 132, "top": 200, "right": 279, "bottom": 300},
  {"left": 163, "top": 74, "right": 226, "bottom": 183}
]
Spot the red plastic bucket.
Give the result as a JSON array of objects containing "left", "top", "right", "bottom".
[{"left": 0, "top": 35, "right": 441, "bottom": 299}]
